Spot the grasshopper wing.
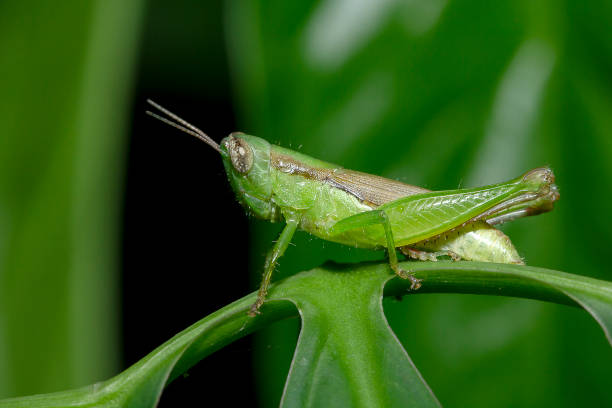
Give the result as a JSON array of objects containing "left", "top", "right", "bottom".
[
  {"left": 331, "top": 168, "right": 555, "bottom": 247},
  {"left": 328, "top": 168, "right": 428, "bottom": 206}
]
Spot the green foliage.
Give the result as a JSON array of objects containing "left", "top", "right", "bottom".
[
  {"left": 0, "top": 0, "right": 144, "bottom": 397},
  {"left": 1, "top": 261, "right": 610, "bottom": 407}
]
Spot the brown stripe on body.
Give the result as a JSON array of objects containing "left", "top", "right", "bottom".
[{"left": 271, "top": 152, "right": 428, "bottom": 206}]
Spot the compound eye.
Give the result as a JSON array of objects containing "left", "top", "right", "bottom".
[{"left": 227, "top": 136, "right": 253, "bottom": 174}]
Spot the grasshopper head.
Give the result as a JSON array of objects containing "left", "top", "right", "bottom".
[
  {"left": 145, "top": 100, "right": 277, "bottom": 220},
  {"left": 220, "top": 133, "right": 277, "bottom": 220}
]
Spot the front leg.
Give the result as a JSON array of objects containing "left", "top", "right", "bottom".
[{"left": 249, "top": 216, "right": 300, "bottom": 316}]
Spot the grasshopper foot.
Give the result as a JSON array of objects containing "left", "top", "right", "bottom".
[
  {"left": 447, "top": 251, "right": 461, "bottom": 261},
  {"left": 403, "top": 247, "right": 438, "bottom": 261},
  {"left": 401, "top": 247, "right": 461, "bottom": 262},
  {"left": 394, "top": 267, "right": 422, "bottom": 290},
  {"left": 248, "top": 298, "right": 264, "bottom": 317},
  {"left": 407, "top": 274, "right": 422, "bottom": 290}
]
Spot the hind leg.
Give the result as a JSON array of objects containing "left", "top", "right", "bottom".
[{"left": 401, "top": 246, "right": 461, "bottom": 262}]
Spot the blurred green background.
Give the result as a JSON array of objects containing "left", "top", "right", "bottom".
[{"left": 1, "top": 0, "right": 611, "bottom": 406}]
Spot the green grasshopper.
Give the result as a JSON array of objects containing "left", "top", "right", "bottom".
[{"left": 146, "top": 100, "right": 560, "bottom": 316}]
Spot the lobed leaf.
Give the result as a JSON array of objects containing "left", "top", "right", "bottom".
[{"left": 1, "top": 261, "right": 611, "bottom": 407}]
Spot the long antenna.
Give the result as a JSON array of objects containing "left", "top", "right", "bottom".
[{"left": 145, "top": 99, "right": 221, "bottom": 153}]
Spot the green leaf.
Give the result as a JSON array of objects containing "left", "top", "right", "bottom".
[
  {"left": 0, "top": 0, "right": 144, "bottom": 396},
  {"left": 2, "top": 261, "right": 611, "bottom": 407},
  {"left": 274, "top": 264, "right": 439, "bottom": 407}
]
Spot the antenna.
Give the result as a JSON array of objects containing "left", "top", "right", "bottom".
[{"left": 145, "top": 99, "right": 221, "bottom": 153}]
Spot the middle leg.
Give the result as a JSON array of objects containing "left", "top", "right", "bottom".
[
  {"left": 330, "top": 208, "right": 422, "bottom": 289},
  {"left": 377, "top": 211, "right": 422, "bottom": 290}
]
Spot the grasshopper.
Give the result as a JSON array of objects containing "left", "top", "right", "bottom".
[{"left": 146, "top": 100, "right": 559, "bottom": 316}]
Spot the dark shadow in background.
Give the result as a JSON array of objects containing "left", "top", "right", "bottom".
[{"left": 122, "top": 0, "right": 256, "bottom": 405}]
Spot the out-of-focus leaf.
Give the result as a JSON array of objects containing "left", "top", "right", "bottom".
[{"left": 0, "top": 0, "right": 144, "bottom": 397}]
